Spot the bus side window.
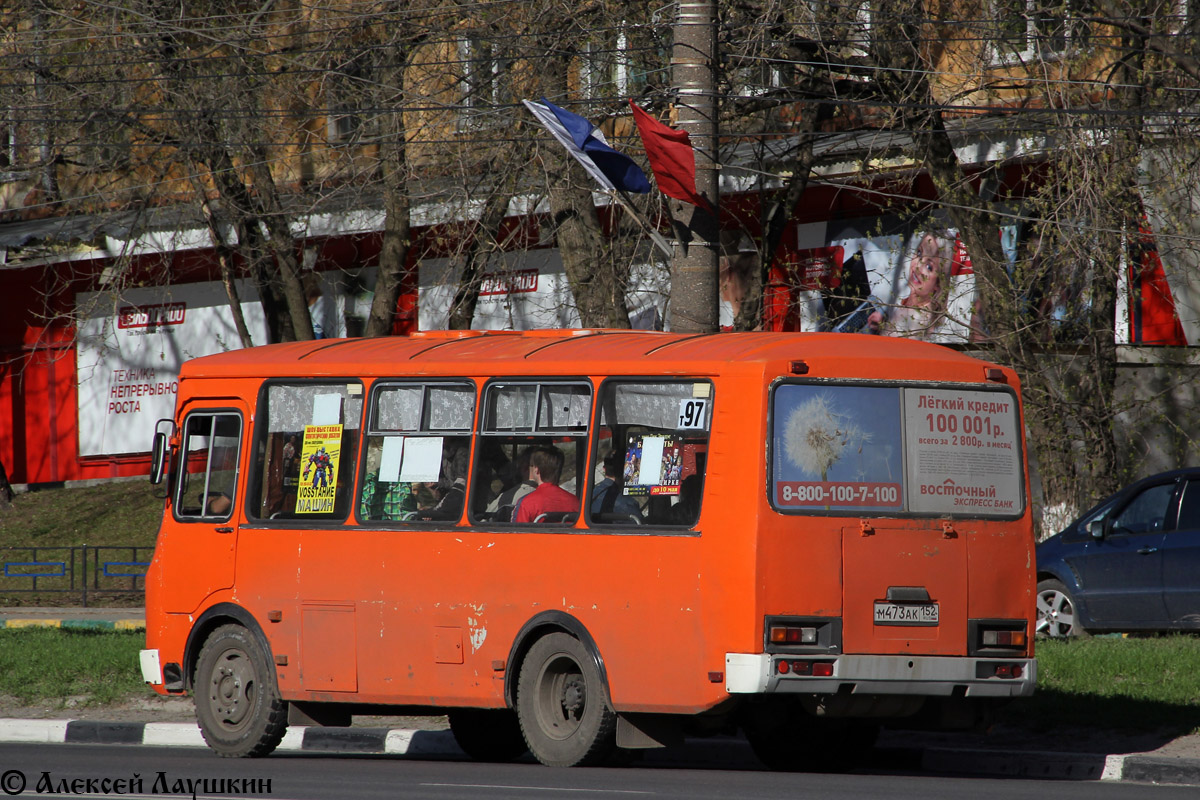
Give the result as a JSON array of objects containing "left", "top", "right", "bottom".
[
  {"left": 473, "top": 381, "right": 591, "bottom": 525},
  {"left": 590, "top": 381, "right": 712, "bottom": 528},
  {"left": 248, "top": 382, "right": 363, "bottom": 521},
  {"left": 175, "top": 412, "right": 242, "bottom": 522},
  {"left": 359, "top": 381, "right": 475, "bottom": 525}
]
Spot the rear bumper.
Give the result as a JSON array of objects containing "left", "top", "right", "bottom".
[{"left": 726, "top": 653, "right": 1036, "bottom": 698}]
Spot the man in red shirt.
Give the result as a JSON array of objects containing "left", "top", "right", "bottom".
[{"left": 514, "top": 446, "right": 577, "bottom": 523}]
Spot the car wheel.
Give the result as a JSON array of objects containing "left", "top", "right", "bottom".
[{"left": 1036, "top": 578, "right": 1085, "bottom": 638}]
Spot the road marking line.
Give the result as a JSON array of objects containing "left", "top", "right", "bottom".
[{"left": 422, "top": 785, "right": 652, "bottom": 794}]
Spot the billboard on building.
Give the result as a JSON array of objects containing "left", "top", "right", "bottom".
[{"left": 75, "top": 281, "right": 269, "bottom": 457}]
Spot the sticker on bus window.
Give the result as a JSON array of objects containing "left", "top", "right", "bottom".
[
  {"left": 677, "top": 398, "right": 708, "bottom": 430},
  {"left": 623, "top": 434, "right": 682, "bottom": 496},
  {"left": 296, "top": 424, "right": 342, "bottom": 514},
  {"left": 772, "top": 385, "right": 904, "bottom": 511}
]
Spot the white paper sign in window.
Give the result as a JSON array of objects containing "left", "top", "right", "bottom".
[{"left": 399, "top": 436, "right": 444, "bottom": 483}]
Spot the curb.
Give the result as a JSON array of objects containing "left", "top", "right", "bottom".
[
  {"left": 0, "top": 720, "right": 462, "bottom": 758},
  {"left": 1, "top": 719, "right": 1198, "bottom": 784},
  {"left": 1, "top": 619, "right": 144, "bottom": 630}
]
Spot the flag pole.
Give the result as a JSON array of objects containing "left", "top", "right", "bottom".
[{"left": 611, "top": 189, "right": 674, "bottom": 260}]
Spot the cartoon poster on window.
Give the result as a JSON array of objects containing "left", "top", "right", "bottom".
[
  {"left": 296, "top": 424, "right": 342, "bottom": 514},
  {"left": 623, "top": 434, "right": 682, "bottom": 496}
]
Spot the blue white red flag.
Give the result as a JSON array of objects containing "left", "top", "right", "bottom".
[{"left": 522, "top": 98, "right": 650, "bottom": 194}]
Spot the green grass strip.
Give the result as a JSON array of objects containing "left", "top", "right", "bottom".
[
  {"left": 0, "top": 628, "right": 147, "bottom": 706},
  {"left": 1003, "top": 635, "right": 1200, "bottom": 735}
]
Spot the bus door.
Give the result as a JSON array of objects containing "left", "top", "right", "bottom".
[
  {"left": 841, "top": 523, "right": 968, "bottom": 656},
  {"left": 162, "top": 401, "right": 247, "bottom": 614}
]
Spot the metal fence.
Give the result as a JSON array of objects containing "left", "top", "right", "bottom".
[{"left": 0, "top": 546, "right": 151, "bottom": 606}]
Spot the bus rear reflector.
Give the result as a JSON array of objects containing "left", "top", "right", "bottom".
[{"left": 776, "top": 659, "right": 834, "bottom": 676}]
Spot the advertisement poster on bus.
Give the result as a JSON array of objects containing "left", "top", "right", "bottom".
[
  {"left": 296, "top": 424, "right": 342, "bottom": 514},
  {"left": 772, "top": 385, "right": 904, "bottom": 512},
  {"left": 623, "top": 434, "right": 682, "bottom": 496},
  {"left": 902, "top": 388, "right": 1023, "bottom": 516}
]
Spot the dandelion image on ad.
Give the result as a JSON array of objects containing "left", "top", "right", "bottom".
[{"left": 773, "top": 385, "right": 903, "bottom": 510}]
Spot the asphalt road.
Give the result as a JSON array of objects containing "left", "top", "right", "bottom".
[{"left": 2, "top": 743, "right": 1195, "bottom": 800}]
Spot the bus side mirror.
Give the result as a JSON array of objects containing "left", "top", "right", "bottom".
[{"left": 149, "top": 419, "right": 176, "bottom": 486}]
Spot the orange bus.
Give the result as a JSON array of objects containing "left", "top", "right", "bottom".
[{"left": 140, "top": 329, "right": 1036, "bottom": 769}]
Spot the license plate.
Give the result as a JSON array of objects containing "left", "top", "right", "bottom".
[{"left": 874, "top": 601, "right": 939, "bottom": 626}]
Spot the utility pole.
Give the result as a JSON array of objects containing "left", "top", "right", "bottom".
[{"left": 669, "top": 0, "right": 719, "bottom": 334}]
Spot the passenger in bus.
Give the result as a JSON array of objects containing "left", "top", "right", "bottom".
[
  {"left": 669, "top": 474, "right": 704, "bottom": 526},
  {"left": 486, "top": 446, "right": 536, "bottom": 522},
  {"left": 591, "top": 452, "right": 642, "bottom": 520},
  {"left": 359, "top": 472, "right": 417, "bottom": 520},
  {"left": 205, "top": 491, "right": 232, "bottom": 517},
  {"left": 418, "top": 446, "right": 469, "bottom": 521},
  {"left": 513, "top": 446, "right": 576, "bottom": 523}
]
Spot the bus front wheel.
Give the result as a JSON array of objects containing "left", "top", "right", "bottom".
[
  {"left": 516, "top": 632, "right": 616, "bottom": 767},
  {"left": 194, "top": 624, "right": 288, "bottom": 757}
]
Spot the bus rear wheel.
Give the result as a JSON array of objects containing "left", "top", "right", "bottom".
[
  {"left": 516, "top": 632, "right": 616, "bottom": 767},
  {"left": 194, "top": 624, "right": 288, "bottom": 758},
  {"left": 448, "top": 709, "right": 528, "bottom": 762}
]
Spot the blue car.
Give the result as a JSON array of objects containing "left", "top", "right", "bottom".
[{"left": 1036, "top": 468, "right": 1200, "bottom": 637}]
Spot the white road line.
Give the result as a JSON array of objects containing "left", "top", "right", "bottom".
[{"left": 422, "top": 784, "right": 653, "bottom": 794}]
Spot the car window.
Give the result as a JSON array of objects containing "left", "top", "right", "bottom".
[
  {"left": 1111, "top": 483, "right": 1175, "bottom": 535},
  {"left": 1175, "top": 479, "right": 1200, "bottom": 532}
]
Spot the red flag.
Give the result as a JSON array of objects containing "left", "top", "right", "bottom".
[{"left": 629, "top": 100, "right": 712, "bottom": 211}]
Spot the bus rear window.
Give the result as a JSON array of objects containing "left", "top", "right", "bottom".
[{"left": 770, "top": 383, "right": 1024, "bottom": 517}]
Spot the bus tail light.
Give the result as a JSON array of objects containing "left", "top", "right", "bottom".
[
  {"left": 982, "top": 630, "right": 1026, "bottom": 648},
  {"left": 769, "top": 625, "right": 818, "bottom": 645},
  {"left": 969, "top": 620, "right": 1029, "bottom": 655},
  {"left": 993, "top": 663, "right": 1023, "bottom": 679}
]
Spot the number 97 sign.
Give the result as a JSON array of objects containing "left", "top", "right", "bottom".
[{"left": 677, "top": 398, "right": 709, "bottom": 430}]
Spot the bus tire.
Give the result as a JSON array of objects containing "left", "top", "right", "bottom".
[
  {"left": 194, "top": 624, "right": 288, "bottom": 758},
  {"left": 448, "top": 708, "right": 528, "bottom": 762},
  {"left": 516, "top": 632, "right": 617, "bottom": 767}
]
